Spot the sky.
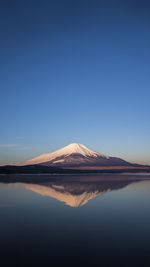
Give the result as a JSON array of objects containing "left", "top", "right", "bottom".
[{"left": 0, "top": 0, "right": 150, "bottom": 165}]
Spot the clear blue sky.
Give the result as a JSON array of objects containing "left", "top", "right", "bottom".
[{"left": 0, "top": 0, "right": 150, "bottom": 165}]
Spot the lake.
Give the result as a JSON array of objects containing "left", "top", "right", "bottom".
[{"left": 0, "top": 174, "right": 150, "bottom": 266}]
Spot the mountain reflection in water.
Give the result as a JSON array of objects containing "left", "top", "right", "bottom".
[
  {"left": 1, "top": 176, "right": 150, "bottom": 267},
  {"left": 18, "top": 179, "right": 138, "bottom": 207}
]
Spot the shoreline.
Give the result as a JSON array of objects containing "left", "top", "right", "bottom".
[{"left": 0, "top": 172, "right": 150, "bottom": 184}]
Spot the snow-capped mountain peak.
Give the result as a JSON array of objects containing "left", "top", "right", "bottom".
[
  {"left": 56, "top": 143, "right": 102, "bottom": 158},
  {"left": 17, "top": 143, "right": 108, "bottom": 166},
  {"left": 16, "top": 142, "right": 131, "bottom": 169}
]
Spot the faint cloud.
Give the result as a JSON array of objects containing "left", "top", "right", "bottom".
[
  {"left": 0, "top": 144, "right": 19, "bottom": 148},
  {"left": 0, "top": 144, "right": 32, "bottom": 150},
  {"left": 14, "top": 146, "right": 32, "bottom": 150}
]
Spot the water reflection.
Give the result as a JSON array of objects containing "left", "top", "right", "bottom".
[
  {"left": 18, "top": 179, "right": 139, "bottom": 207},
  {"left": 1, "top": 176, "right": 150, "bottom": 266}
]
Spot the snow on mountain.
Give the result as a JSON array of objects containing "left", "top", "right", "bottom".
[
  {"left": 18, "top": 143, "right": 109, "bottom": 166},
  {"left": 17, "top": 143, "right": 131, "bottom": 168}
]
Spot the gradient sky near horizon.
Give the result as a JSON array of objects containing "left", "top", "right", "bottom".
[{"left": 0, "top": 0, "right": 150, "bottom": 165}]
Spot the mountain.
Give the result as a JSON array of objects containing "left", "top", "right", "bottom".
[{"left": 17, "top": 143, "right": 133, "bottom": 169}]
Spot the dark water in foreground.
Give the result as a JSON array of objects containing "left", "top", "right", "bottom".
[{"left": 0, "top": 174, "right": 150, "bottom": 267}]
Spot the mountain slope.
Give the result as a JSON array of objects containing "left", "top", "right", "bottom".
[
  {"left": 18, "top": 143, "right": 106, "bottom": 165},
  {"left": 17, "top": 143, "right": 132, "bottom": 169}
]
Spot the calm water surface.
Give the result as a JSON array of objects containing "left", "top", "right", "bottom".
[{"left": 0, "top": 174, "right": 150, "bottom": 266}]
